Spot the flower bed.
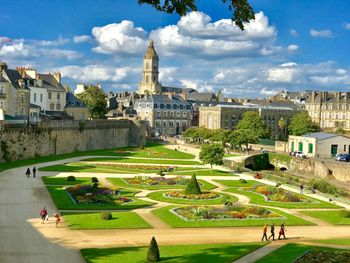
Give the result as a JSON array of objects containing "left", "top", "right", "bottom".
[
  {"left": 95, "top": 163, "right": 175, "bottom": 171},
  {"left": 173, "top": 205, "right": 282, "bottom": 221},
  {"left": 247, "top": 184, "right": 314, "bottom": 203},
  {"left": 295, "top": 249, "right": 350, "bottom": 263},
  {"left": 67, "top": 184, "right": 132, "bottom": 205},
  {"left": 165, "top": 191, "right": 220, "bottom": 200},
  {"left": 124, "top": 176, "right": 189, "bottom": 186}
]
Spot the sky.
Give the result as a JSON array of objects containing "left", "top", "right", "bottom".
[{"left": 1, "top": 0, "right": 350, "bottom": 98}]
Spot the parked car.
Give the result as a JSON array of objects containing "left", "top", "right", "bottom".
[
  {"left": 337, "top": 154, "right": 350, "bottom": 162},
  {"left": 294, "top": 151, "right": 306, "bottom": 158},
  {"left": 334, "top": 154, "right": 345, "bottom": 161}
]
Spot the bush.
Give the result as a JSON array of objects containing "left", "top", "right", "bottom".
[
  {"left": 147, "top": 236, "right": 160, "bottom": 262},
  {"left": 275, "top": 183, "right": 281, "bottom": 187},
  {"left": 184, "top": 174, "right": 201, "bottom": 195},
  {"left": 309, "top": 179, "right": 338, "bottom": 195},
  {"left": 100, "top": 212, "right": 112, "bottom": 220},
  {"left": 340, "top": 210, "right": 350, "bottom": 218},
  {"left": 67, "top": 176, "right": 76, "bottom": 181},
  {"left": 91, "top": 177, "right": 99, "bottom": 183},
  {"left": 239, "top": 179, "right": 247, "bottom": 184}
]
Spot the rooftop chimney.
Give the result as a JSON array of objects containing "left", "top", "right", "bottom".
[{"left": 53, "top": 72, "right": 61, "bottom": 83}]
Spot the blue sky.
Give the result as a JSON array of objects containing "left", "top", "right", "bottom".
[{"left": 1, "top": 0, "right": 350, "bottom": 97}]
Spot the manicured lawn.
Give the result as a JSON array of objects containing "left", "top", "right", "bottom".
[
  {"left": 81, "top": 243, "right": 265, "bottom": 263},
  {"left": 268, "top": 153, "right": 292, "bottom": 164},
  {"left": 81, "top": 157, "right": 200, "bottom": 165},
  {"left": 214, "top": 180, "right": 258, "bottom": 188},
  {"left": 167, "top": 169, "right": 236, "bottom": 177},
  {"left": 147, "top": 191, "right": 236, "bottom": 205},
  {"left": 39, "top": 162, "right": 198, "bottom": 174},
  {"left": 62, "top": 212, "right": 151, "bottom": 230},
  {"left": 300, "top": 210, "right": 350, "bottom": 225},
  {"left": 46, "top": 186, "right": 154, "bottom": 210},
  {"left": 42, "top": 176, "right": 92, "bottom": 185},
  {"left": 152, "top": 206, "right": 313, "bottom": 228},
  {"left": 313, "top": 238, "right": 350, "bottom": 246},
  {"left": 225, "top": 188, "right": 340, "bottom": 209},
  {"left": 107, "top": 178, "right": 217, "bottom": 191},
  {"left": 256, "top": 243, "right": 349, "bottom": 263}
]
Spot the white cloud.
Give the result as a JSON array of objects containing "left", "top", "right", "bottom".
[
  {"left": 267, "top": 63, "right": 301, "bottom": 83},
  {"left": 287, "top": 44, "right": 299, "bottom": 52},
  {"left": 33, "top": 36, "right": 70, "bottom": 46},
  {"left": 159, "top": 67, "right": 178, "bottom": 82},
  {"left": 260, "top": 88, "right": 279, "bottom": 96},
  {"left": 0, "top": 42, "right": 30, "bottom": 57},
  {"left": 336, "top": 69, "right": 347, "bottom": 75},
  {"left": 74, "top": 35, "right": 92, "bottom": 43},
  {"left": 345, "top": 23, "right": 350, "bottom": 30},
  {"left": 310, "top": 29, "right": 333, "bottom": 38},
  {"left": 92, "top": 20, "right": 147, "bottom": 54},
  {"left": 180, "top": 79, "right": 213, "bottom": 93},
  {"left": 289, "top": 29, "right": 298, "bottom": 37}
]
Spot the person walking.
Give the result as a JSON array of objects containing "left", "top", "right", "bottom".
[
  {"left": 268, "top": 223, "right": 275, "bottom": 241},
  {"left": 40, "top": 207, "right": 48, "bottom": 224},
  {"left": 278, "top": 222, "right": 287, "bottom": 240},
  {"left": 300, "top": 184, "right": 304, "bottom": 194},
  {"left": 26, "top": 168, "right": 31, "bottom": 178},
  {"left": 54, "top": 211, "right": 61, "bottom": 228},
  {"left": 261, "top": 223, "right": 268, "bottom": 241},
  {"left": 32, "top": 167, "right": 37, "bottom": 178}
]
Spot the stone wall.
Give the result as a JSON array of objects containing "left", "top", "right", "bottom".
[{"left": 0, "top": 119, "right": 146, "bottom": 162}]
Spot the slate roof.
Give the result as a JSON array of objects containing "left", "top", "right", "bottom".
[
  {"left": 65, "top": 92, "right": 87, "bottom": 108},
  {"left": 38, "top": 74, "right": 65, "bottom": 92},
  {"left": 303, "top": 132, "right": 337, "bottom": 140},
  {"left": 186, "top": 92, "right": 217, "bottom": 102}
]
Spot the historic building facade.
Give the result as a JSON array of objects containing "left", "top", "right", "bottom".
[{"left": 305, "top": 91, "right": 350, "bottom": 131}]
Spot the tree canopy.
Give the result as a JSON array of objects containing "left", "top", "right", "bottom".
[
  {"left": 77, "top": 86, "right": 108, "bottom": 119},
  {"left": 288, "top": 112, "right": 320, "bottom": 136},
  {"left": 236, "top": 111, "right": 270, "bottom": 139},
  {"left": 199, "top": 144, "right": 224, "bottom": 169},
  {"left": 138, "top": 0, "right": 254, "bottom": 30},
  {"left": 229, "top": 128, "right": 257, "bottom": 150}
]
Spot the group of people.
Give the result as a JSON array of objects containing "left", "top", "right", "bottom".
[
  {"left": 25, "top": 167, "right": 37, "bottom": 178},
  {"left": 40, "top": 206, "right": 61, "bottom": 227},
  {"left": 262, "top": 222, "right": 286, "bottom": 241}
]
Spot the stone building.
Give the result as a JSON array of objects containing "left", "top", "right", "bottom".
[
  {"left": 305, "top": 91, "right": 350, "bottom": 131},
  {"left": 65, "top": 92, "right": 89, "bottom": 120},
  {"left": 134, "top": 94, "right": 192, "bottom": 136},
  {"left": 199, "top": 104, "right": 300, "bottom": 139}
]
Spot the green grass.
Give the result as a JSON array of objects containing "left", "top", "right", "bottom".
[
  {"left": 107, "top": 178, "right": 217, "bottom": 191},
  {"left": 268, "top": 153, "right": 292, "bottom": 164},
  {"left": 81, "top": 157, "right": 200, "bottom": 165},
  {"left": 312, "top": 238, "right": 350, "bottom": 246},
  {"left": 256, "top": 243, "right": 349, "bottom": 263},
  {"left": 147, "top": 191, "right": 236, "bottom": 205},
  {"left": 39, "top": 162, "right": 198, "bottom": 174},
  {"left": 81, "top": 243, "right": 265, "bottom": 263},
  {"left": 300, "top": 210, "right": 350, "bottom": 225},
  {"left": 214, "top": 180, "right": 258, "bottom": 188},
  {"left": 0, "top": 142, "right": 194, "bottom": 172},
  {"left": 225, "top": 187, "right": 340, "bottom": 209},
  {"left": 62, "top": 212, "right": 151, "bottom": 230},
  {"left": 46, "top": 186, "right": 154, "bottom": 210},
  {"left": 167, "top": 169, "right": 236, "bottom": 177},
  {"left": 42, "top": 176, "right": 92, "bottom": 185},
  {"left": 152, "top": 206, "right": 313, "bottom": 228}
]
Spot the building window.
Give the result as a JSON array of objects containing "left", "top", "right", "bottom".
[
  {"left": 56, "top": 104, "right": 61, "bottom": 110},
  {"left": 308, "top": 143, "right": 313, "bottom": 154},
  {"left": 20, "top": 94, "right": 24, "bottom": 103},
  {"left": 0, "top": 101, "right": 3, "bottom": 108},
  {"left": 57, "top": 93, "right": 60, "bottom": 100},
  {"left": 20, "top": 107, "right": 25, "bottom": 115},
  {"left": 167, "top": 104, "right": 171, "bottom": 109},
  {"left": 50, "top": 103, "right": 54, "bottom": 110},
  {"left": 146, "top": 75, "right": 149, "bottom": 83},
  {"left": 34, "top": 93, "right": 37, "bottom": 102},
  {"left": 40, "top": 94, "right": 43, "bottom": 102},
  {"left": 48, "top": 92, "right": 52, "bottom": 99},
  {"left": 146, "top": 63, "right": 149, "bottom": 69},
  {"left": 298, "top": 142, "right": 303, "bottom": 152}
]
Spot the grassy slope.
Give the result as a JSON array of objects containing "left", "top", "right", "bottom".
[
  {"left": 81, "top": 243, "right": 264, "bottom": 263},
  {"left": 167, "top": 169, "right": 236, "bottom": 177},
  {"left": 152, "top": 205, "right": 313, "bottom": 228},
  {"left": 81, "top": 157, "right": 200, "bottom": 165},
  {"left": 256, "top": 243, "right": 349, "bottom": 263},
  {"left": 62, "top": 212, "right": 151, "bottom": 230},
  {"left": 47, "top": 186, "right": 154, "bottom": 210},
  {"left": 107, "top": 178, "right": 217, "bottom": 191},
  {"left": 225, "top": 188, "right": 339, "bottom": 209},
  {"left": 268, "top": 153, "right": 292, "bottom": 164},
  {"left": 146, "top": 191, "right": 236, "bottom": 205},
  {"left": 300, "top": 210, "right": 350, "bottom": 225}
]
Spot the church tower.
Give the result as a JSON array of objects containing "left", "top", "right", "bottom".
[{"left": 139, "top": 40, "right": 162, "bottom": 94}]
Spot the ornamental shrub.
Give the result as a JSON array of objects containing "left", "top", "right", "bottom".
[
  {"left": 100, "top": 212, "right": 112, "bottom": 220},
  {"left": 184, "top": 174, "right": 201, "bottom": 195},
  {"left": 91, "top": 177, "right": 99, "bottom": 183},
  {"left": 309, "top": 179, "right": 338, "bottom": 195},
  {"left": 147, "top": 237, "right": 160, "bottom": 262},
  {"left": 67, "top": 176, "right": 76, "bottom": 181}
]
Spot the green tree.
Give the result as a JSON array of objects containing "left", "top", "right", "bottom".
[
  {"left": 147, "top": 236, "right": 160, "bottom": 262},
  {"left": 183, "top": 127, "right": 214, "bottom": 142},
  {"left": 211, "top": 129, "right": 232, "bottom": 147},
  {"left": 77, "top": 86, "right": 108, "bottom": 119},
  {"left": 199, "top": 144, "right": 224, "bottom": 169},
  {"left": 184, "top": 174, "right": 201, "bottom": 195},
  {"left": 288, "top": 112, "right": 319, "bottom": 136},
  {"left": 229, "top": 129, "right": 258, "bottom": 152},
  {"left": 138, "top": 0, "right": 254, "bottom": 30},
  {"left": 236, "top": 111, "right": 270, "bottom": 139}
]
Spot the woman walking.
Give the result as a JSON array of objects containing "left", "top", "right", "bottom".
[
  {"left": 261, "top": 224, "right": 268, "bottom": 241},
  {"left": 26, "top": 168, "right": 31, "bottom": 178},
  {"left": 278, "top": 222, "right": 287, "bottom": 240},
  {"left": 268, "top": 223, "right": 275, "bottom": 241},
  {"left": 54, "top": 211, "right": 61, "bottom": 228}
]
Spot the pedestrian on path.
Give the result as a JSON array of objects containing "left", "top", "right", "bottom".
[
  {"left": 40, "top": 207, "right": 48, "bottom": 224},
  {"left": 261, "top": 223, "right": 268, "bottom": 241},
  {"left": 268, "top": 223, "right": 275, "bottom": 241},
  {"left": 32, "top": 167, "right": 37, "bottom": 178},
  {"left": 26, "top": 168, "right": 31, "bottom": 178},
  {"left": 54, "top": 210, "right": 61, "bottom": 227},
  {"left": 45, "top": 212, "right": 49, "bottom": 223},
  {"left": 278, "top": 222, "right": 286, "bottom": 240},
  {"left": 300, "top": 184, "right": 304, "bottom": 194}
]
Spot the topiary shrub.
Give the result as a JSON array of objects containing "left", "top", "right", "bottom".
[
  {"left": 100, "top": 212, "right": 112, "bottom": 220},
  {"left": 147, "top": 236, "right": 160, "bottom": 262},
  {"left": 91, "top": 177, "right": 99, "bottom": 183},
  {"left": 184, "top": 174, "right": 201, "bottom": 195},
  {"left": 67, "top": 175, "right": 76, "bottom": 181},
  {"left": 340, "top": 210, "right": 350, "bottom": 218}
]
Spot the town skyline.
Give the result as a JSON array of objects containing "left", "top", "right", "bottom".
[{"left": 1, "top": 0, "right": 350, "bottom": 97}]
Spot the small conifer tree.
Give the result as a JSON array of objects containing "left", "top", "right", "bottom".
[
  {"left": 147, "top": 236, "right": 160, "bottom": 262},
  {"left": 184, "top": 174, "right": 201, "bottom": 195}
]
